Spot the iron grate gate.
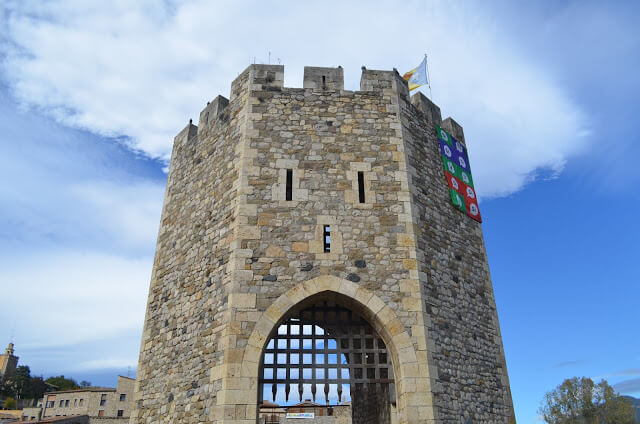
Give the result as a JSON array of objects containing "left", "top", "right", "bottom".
[{"left": 259, "top": 300, "right": 395, "bottom": 406}]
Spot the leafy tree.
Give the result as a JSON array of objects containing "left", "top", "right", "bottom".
[
  {"left": 8, "top": 365, "right": 32, "bottom": 399},
  {"left": 44, "top": 375, "right": 79, "bottom": 391},
  {"left": 3, "top": 397, "right": 16, "bottom": 409},
  {"left": 27, "top": 376, "right": 48, "bottom": 400},
  {"left": 539, "top": 376, "right": 636, "bottom": 424},
  {"left": 79, "top": 380, "right": 92, "bottom": 388},
  {"left": 0, "top": 378, "right": 11, "bottom": 397}
]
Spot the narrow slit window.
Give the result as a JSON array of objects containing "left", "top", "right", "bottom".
[
  {"left": 322, "top": 75, "right": 326, "bottom": 88},
  {"left": 285, "top": 169, "right": 293, "bottom": 201},
  {"left": 323, "top": 225, "right": 331, "bottom": 252},
  {"left": 357, "top": 171, "right": 365, "bottom": 203}
]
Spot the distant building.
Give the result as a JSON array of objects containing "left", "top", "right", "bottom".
[
  {"left": 20, "top": 408, "right": 42, "bottom": 423},
  {"left": 0, "top": 410, "right": 21, "bottom": 424},
  {"left": 258, "top": 401, "right": 285, "bottom": 423},
  {"left": 258, "top": 400, "right": 352, "bottom": 424},
  {"left": 21, "top": 416, "right": 87, "bottom": 424},
  {"left": 24, "top": 376, "right": 134, "bottom": 422},
  {"left": 0, "top": 343, "right": 19, "bottom": 381}
]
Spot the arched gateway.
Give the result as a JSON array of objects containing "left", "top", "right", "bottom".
[
  {"left": 259, "top": 294, "right": 395, "bottom": 422},
  {"left": 132, "top": 64, "right": 516, "bottom": 424},
  {"left": 245, "top": 277, "right": 417, "bottom": 423}
]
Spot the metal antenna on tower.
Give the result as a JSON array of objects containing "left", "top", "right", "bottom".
[
  {"left": 127, "top": 366, "right": 131, "bottom": 378},
  {"left": 268, "top": 51, "right": 271, "bottom": 64}
]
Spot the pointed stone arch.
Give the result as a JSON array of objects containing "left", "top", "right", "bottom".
[{"left": 241, "top": 275, "right": 424, "bottom": 423}]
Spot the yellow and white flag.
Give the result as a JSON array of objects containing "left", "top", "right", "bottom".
[{"left": 402, "top": 56, "right": 428, "bottom": 91}]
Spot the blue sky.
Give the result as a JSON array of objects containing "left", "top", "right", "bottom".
[{"left": 0, "top": 1, "right": 638, "bottom": 422}]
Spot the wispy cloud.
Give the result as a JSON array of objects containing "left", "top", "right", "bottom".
[
  {"left": 0, "top": 0, "right": 590, "bottom": 199},
  {"left": 613, "top": 378, "right": 640, "bottom": 395},
  {"left": 74, "top": 358, "right": 139, "bottom": 371},
  {"left": 0, "top": 250, "right": 151, "bottom": 347},
  {"left": 597, "top": 369, "right": 640, "bottom": 379},
  {"left": 0, "top": 77, "right": 160, "bottom": 376}
]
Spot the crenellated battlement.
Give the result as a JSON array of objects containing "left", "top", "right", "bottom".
[
  {"left": 177, "top": 64, "right": 465, "bottom": 150},
  {"left": 199, "top": 95, "right": 229, "bottom": 128},
  {"left": 303, "top": 66, "right": 344, "bottom": 90}
]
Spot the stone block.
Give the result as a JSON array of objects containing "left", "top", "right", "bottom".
[
  {"left": 236, "top": 226, "right": 261, "bottom": 240},
  {"left": 303, "top": 66, "right": 344, "bottom": 91},
  {"left": 229, "top": 293, "right": 256, "bottom": 309},
  {"left": 442, "top": 116, "right": 465, "bottom": 144},
  {"left": 292, "top": 241, "right": 308, "bottom": 252}
]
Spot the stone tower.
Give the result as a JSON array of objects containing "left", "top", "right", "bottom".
[
  {"left": 0, "top": 343, "right": 18, "bottom": 381},
  {"left": 132, "top": 64, "right": 516, "bottom": 424}
]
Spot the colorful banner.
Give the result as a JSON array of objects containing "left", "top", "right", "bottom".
[
  {"left": 442, "top": 155, "right": 474, "bottom": 188},
  {"left": 402, "top": 56, "right": 428, "bottom": 91},
  {"left": 437, "top": 124, "right": 482, "bottom": 222}
]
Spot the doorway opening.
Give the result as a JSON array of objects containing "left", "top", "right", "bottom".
[{"left": 258, "top": 297, "right": 396, "bottom": 423}]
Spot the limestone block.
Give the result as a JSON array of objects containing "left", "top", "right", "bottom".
[
  {"left": 397, "top": 233, "right": 415, "bottom": 247},
  {"left": 229, "top": 293, "right": 256, "bottom": 309},
  {"left": 338, "top": 279, "right": 358, "bottom": 299},
  {"left": 402, "top": 297, "right": 422, "bottom": 312},
  {"left": 366, "top": 294, "right": 385, "bottom": 315},
  {"left": 354, "top": 287, "right": 373, "bottom": 307},
  {"left": 292, "top": 241, "right": 308, "bottom": 252},
  {"left": 236, "top": 225, "right": 261, "bottom": 240},
  {"left": 265, "top": 245, "right": 285, "bottom": 257}
]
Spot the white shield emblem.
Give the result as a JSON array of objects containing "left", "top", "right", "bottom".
[
  {"left": 456, "top": 141, "right": 464, "bottom": 152},
  {"left": 466, "top": 187, "right": 475, "bottom": 199},
  {"left": 451, "top": 177, "right": 459, "bottom": 190},
  {"left": 462, "top": 172, "right": 469, "bottom": 184},
  {"left": 470, "top": 203, "right": 478, "bottom": 215},
  {"left": 444, "top": 145, "right": 452, "bottom": 157},
  {"left": 448, "top": 162, "right": 455, "bottom": 174},
  {"left": 458, "top": 156, "right": 466, "bottom": 168},
  {"left": 440, "top": 129, "right": 448, "bottom": 142}
]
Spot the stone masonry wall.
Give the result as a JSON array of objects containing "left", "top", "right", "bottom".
[
  {"left": 132, "top": 68, "right": 250, "bottom": 423},
  {"left": 400, "top": 92, "right": 516, "bottom": 423},
  {"left": 211, "top": 65, "right": 436, "bottom": 423},
  {"left": 132, "top": 64, "right": 515, "bottom": 424}
]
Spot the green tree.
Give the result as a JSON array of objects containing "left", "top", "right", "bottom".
[
  {"left": 44, "top": 375, "right": 79, "bottom": 391},
  {"left": 0, "top": 378, "right": 11, "bottom": 397},
  {"left": 539, "top": 376, "right": 636, "bottom": 424},
  {"left": 27, "top": 376, "right": 48, "bottom": 400},
  {"left": 79, "top": 380, "right": 91, "bottom": 388},
  {"left": 8, "top": 365, "right": 32, "bottom": 399},
  {"left": 3, "top": 397, "right": 16, "bottom": 409}
]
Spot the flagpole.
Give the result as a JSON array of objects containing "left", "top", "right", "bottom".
[{"left": 425, "top": 53, "right": 433, "bottom": 101}]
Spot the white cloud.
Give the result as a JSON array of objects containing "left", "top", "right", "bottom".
[
  {"left": 69, "top": 181, "right": 164, "bottom": 249},
  {"left": 1, "top": 0, "right": 589, "bottom": 198},
  {"left": 0, "top": 81, "right": 161, "bottom": 375},
  {"left": 0, "top": 92, "right": 165, "bottom": 253},
  {"left": 74, "top": 358, "right": 139, "bottom": 371},
  {"left": 0, "top": 250, "right": 151, "bottom": 348},
  {"left": 0, "top": 169, "right": 163, "bottom": 254}
]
